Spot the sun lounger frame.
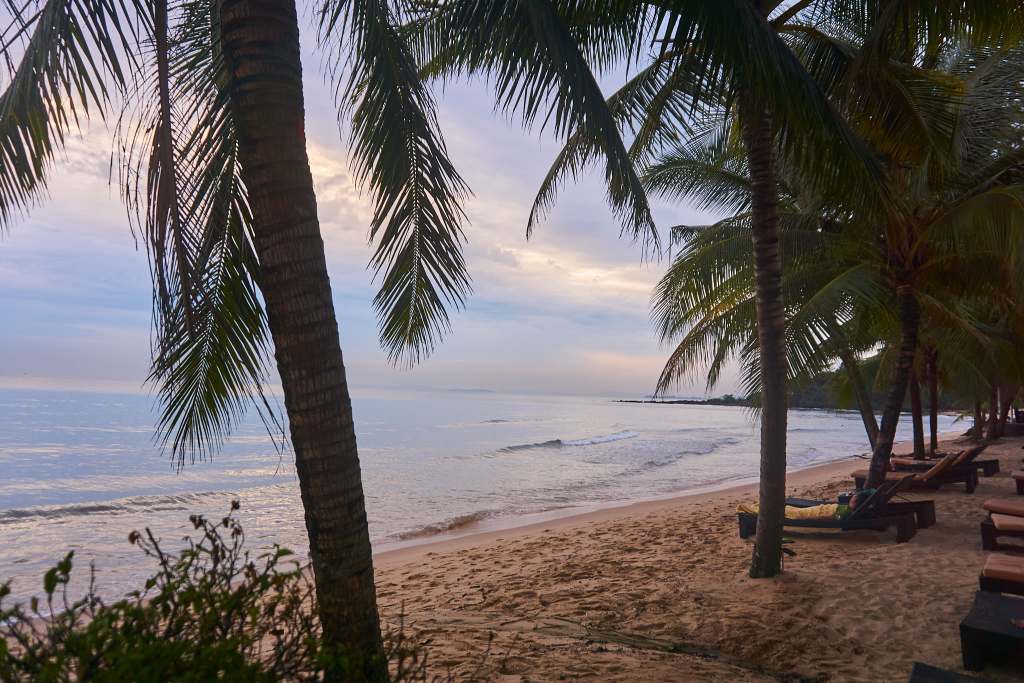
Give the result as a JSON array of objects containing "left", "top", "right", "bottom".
[
  {"left": 892, "top": 459, "right": 1000, "bottom": 477},
  {"left": 737, "top": 511, "right": 917, "bottom": 542},
  {"left": 959, "top": 590, "right": 1024, "bottom": 671},
  {"left": 786, "top": 496, "right": 936, "bottom": 529},
  {"left": 739, "top": 480, "right": 918, "bottom": 543},
  {"left": 978, "top": 573, "right": 1024, "bottom": 597},
  {"left": 980, "top": 514, "right": 1024, "bottom": 552},
  {"left": 853, "top": 467, "right": 978, "bottom": 493},
  {"left": 907, "top": 661, "right": 993, "bottom": 682}
]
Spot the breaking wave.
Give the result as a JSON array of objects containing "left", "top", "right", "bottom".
[
  {"left": 0, "top": 491, "right": 230, "bottom": 525},
  {"left": 499, "top": 430, "right": 639, "bottom": 453},
  {"left": 392, "top": 511, "right": 494, "bottom": 541}
]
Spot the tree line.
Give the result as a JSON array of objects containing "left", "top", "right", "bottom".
[{"left": 2, "top": 0, "right": 1024, "bottom": 680}]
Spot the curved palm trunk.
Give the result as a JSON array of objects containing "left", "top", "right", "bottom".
[
  {"left": 909, "top": 370, "right": 925, "bottom": 459},
  {"left": 864, "top": 287, "right": 919, "bottom": 489},
  {"left": 739, "top": 97, "right": 788, "bottom": 579},
  {"left": 218, "top": 1, "right": 385, "bottom": 677},
  {"left": 926, "top": 349, "right": 938, "bottom": 454},
  {"left": 838, "top": 347, "right": 878, "bottom": 450}
]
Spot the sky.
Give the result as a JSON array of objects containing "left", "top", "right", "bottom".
[{"left": 0, "top": 21, "right": 736, "bottom": 399}]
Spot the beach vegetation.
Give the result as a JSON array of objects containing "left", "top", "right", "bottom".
[{"left": 0, "top": 505, "right": 446, "bottom": 682}]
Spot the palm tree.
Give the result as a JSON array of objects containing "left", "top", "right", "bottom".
[
  {"left": 0, "top": 0, "right": 480, "bottom": 675},
  {"left": 649, "top": 33, "right": 1024, "bottom": 491},
  {"left": 411, "top": 0, "right": 897, "bottom": 579}
]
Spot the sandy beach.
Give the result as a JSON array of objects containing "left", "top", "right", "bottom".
[{"left": 373, "top": 435, "right": 1024, "bottom": 682}]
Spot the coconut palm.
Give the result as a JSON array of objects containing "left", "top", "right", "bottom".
[
  {"left": 409, "top": 0, "right": 920, "bottom": 579},
  {"left": 1, "top": 0, "right": 669, "bottom": 672},
  {"left": 650, "top": 35, "right": 1024, "bottom": 490}
]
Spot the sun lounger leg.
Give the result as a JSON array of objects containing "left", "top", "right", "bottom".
[
  {"left": 1017, "top": 478, "right": 1024, "bottom": 495},
  {"left": 966, "top": 470, "right": 978, "bottom": 493},
  {"left": 737, "top": 514, "right": 756, "bottom": 539},
  {"left": 960, "top": 625, "right": 985, "bottom": 671},
  {"left": 895, "top": 516, "right": 915, "bottom": 543},
  {"left": 981, "top": 520, "right": 998, "bottom": 551}
]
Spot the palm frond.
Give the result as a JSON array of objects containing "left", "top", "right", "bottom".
[
  {"left": 0, "top": 0, "right": 137, "bottom": 229},
  {"left": 121, "top": 0, "right": 281, "bottom": 465},
  {"left": 320, "top": 0, "right": 472, "bottom": 367},
  {"left": 409, "top": 0, "right": 658, "bottom": 249}
]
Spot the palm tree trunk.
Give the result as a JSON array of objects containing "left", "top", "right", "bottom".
[
  {"left": 739, "top": 96, "right": 788, "bottom": 579},
  {"left": 864, "top": 286, "right": 919, "bottom": 489},
  {"left": 909, "top": 369, "right": 925, "bottom": 459},
  {"left": 973, "top": 395, "right": 985, "bottom": 441},
  {"left": 996, "top": 386, "right": 1016, "bottom": 438},
  {"left": 218, "top": 1, "right": 385, "bottom": 677},
  {"left": 838, "top": 346, "right": 878, "bottom": 449},
  {"left": 985, "top": 383, "right": 1000, "bottom": 440},
  {"left": 926, "top": 348, "right": 938, "bottom": 454}
]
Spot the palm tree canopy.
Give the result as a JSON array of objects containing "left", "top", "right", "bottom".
[{"left": 650, "top": 33, "right": 1024, "bottom": 403}]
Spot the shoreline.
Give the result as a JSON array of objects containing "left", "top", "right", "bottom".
[
  {"left": 372, "top": 434, "right": 1024, "bottom": 680},
  {"left": 374, "top": 430, "right": 960, "bottom": 567}
]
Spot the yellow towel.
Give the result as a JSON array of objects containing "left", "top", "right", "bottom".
[{"left": 737, "top": 503, "right": 841, "bottom": 520}]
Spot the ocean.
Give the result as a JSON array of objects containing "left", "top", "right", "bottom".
[{"left": 0, "top": 387, "right": 958, "bottom": 604}]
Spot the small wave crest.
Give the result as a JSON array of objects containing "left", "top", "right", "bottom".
[
  {"left": 499, "top": 430, "right": 638, "bottom": 453},
  {"left": 0, "top": 491, "right": 229, "bottom": 525},
  {"left": 636, "top": 437, "right": 737, "bottom": 471},
  {"left": 393, "top": 511, "right": 493, "bottom": 541}
]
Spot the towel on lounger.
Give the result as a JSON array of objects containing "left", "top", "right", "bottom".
[{"left": 737, "top": 503, "right": 850, "bottom": 520}]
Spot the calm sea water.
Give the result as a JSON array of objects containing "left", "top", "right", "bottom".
[{"left": 0, "top": 387, "right": 957, "bottom": 603}]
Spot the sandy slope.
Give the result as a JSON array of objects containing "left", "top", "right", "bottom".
[{"left": 374, "top": 436, "right": 1024, "bottom": 682}]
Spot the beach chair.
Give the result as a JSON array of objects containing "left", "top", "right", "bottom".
[
  {"left": 959, "top": 590, "right": 1024, "bottom": 671},
  {"left": 979, "top": 553, "right": 1024, "bottom": 597},
  {"left": 851, "top": 452, "right": 978, "bottom": 493},
  {"left": 892, "top": 445, "right": 998, "bottom": 477},
  {"left": 738, "top": 478, "right": 918, "bottom": 543},
  {"left": 980, "top": 498, "right": 1024, "bottom": 551},
  {"left": 786, "top": 476, "right": 936, "bottom": 528},
  {"left": 907, "top": 662, "right": 992, "bottom": 682}
]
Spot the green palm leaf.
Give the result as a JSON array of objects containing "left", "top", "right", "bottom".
[{"left": 320, "top": 0, "right": 472, "bottom": 366}]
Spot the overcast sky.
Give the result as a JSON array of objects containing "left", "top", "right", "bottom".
[{"left": 0, "top": 25, "right": 737, "bottom": 399}]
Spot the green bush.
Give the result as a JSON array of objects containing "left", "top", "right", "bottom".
[{"left": 0, "top": 503, "right": 439, "bottom": 682}]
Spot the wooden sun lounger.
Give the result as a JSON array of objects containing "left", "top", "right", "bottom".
[
  {"left": 980, "top": 498, "right": 1024, "bottom": 552},
  {"left": 907, "top": 662, "right": 992, "bottom": 682},
  {"left": 786, "top": 476, "right": 936, "bottom": 528},
  {"left": 959, "top": 590, "right": 1024, "bottom": 671},
  {"left": 979, "top": 553, "right": 1024, "bottom": 597},
  {"left": 892, "top": 445, "right": 998, "bottom": 477},
  {"left": 739, "top": 478, "right": 918, "bottom": 543},
  {"left": 852, "top": 452, "right": 978, "bottom": 493}
]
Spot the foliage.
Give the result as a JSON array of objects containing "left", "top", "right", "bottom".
[
  {"left": 0, "top": 0, "right": 480, "bottom": 462},
  {"left": 0, "top": 504, "right": 446, "bottom": 682}
]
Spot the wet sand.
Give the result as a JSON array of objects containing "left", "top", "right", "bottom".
[{"left": 374, "top": 435, "right": 1024, "bottom": 681}]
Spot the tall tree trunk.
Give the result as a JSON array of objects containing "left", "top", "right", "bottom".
[
  {"left": 739, "top": 96, "right": 788, "bottom": 579},
  {"left": 996, "top": 387, "right": 1016, "bottom": 438},
  {"left": 926, "top": 348, "right": 938, "bottom": 454},
  {"left": 864, "top": 286, "right": 919, "bottom": 489},
  {"left": 974, "top": 395, "right": 985, "bottom": 441},
  {"left": 838, "top": 346, "right": 878, "bottom": 449},
  {"left": 909, "top": 369, "right": 926, "bottom": 459},
  {"left": 985, "top": 383, "right": 1000, "bottom": 440},
  {"left": 218, "top": 1, "right": 385, "bottom": 678}
]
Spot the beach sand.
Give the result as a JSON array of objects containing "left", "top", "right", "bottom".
[{"left": 374, "top": 435, "right": 1024, "bottom": 682}]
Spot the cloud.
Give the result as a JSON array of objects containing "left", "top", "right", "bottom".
[{"left": 0, "top": 55, "right": 736, "bottom": 399}]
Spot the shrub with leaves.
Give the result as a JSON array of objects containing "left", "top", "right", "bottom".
[{"left": 0, "top": 503, "right": 439, "bottom": 682}]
